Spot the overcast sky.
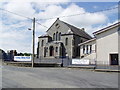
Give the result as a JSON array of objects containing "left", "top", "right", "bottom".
[{"left": 0, "top": 0, "right": 119, "bottom": 53}]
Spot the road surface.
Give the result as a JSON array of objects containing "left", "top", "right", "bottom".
[{"left": 2, "top": 65, "right": 119, "bottom": 88}]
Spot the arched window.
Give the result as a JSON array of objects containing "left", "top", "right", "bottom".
[
  {"left": 65, "top": 38, "right": 68, "bottom": 46},
  {"left": 90, "top": 45, "right": 92, "bottom": 53},
  {"left": 59, "top": 32, "right": 61, "bottom": 41},
  {"left": 53, "top": 33, "right": 55, "bottom": 41},
  {"left": 86, "top": 45, "right": 89, "bottom": 54},
  {"left": 56, "top": 47, "right": 58, "bottom": 52},
  {"left": 44, "top": 47, "right": 46, "bottom": 57},
  {"left": 41, "top": 40, "right": 44, "bottom": 47},
  {"left": 83, "top": 45, "right": 85, "bottom": 54},
  {"left": 56, "top": 32, "right": 58, "bottom": 41}
]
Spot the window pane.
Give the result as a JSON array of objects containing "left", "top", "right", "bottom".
[
  {"left": 65, "top": 38, "right": 68, "bottom": 45},
  {"left": 59, "top": 32, "right": 61, "bottom": 41},
  {"left": 56, "top": 47, "right": 58, "bottom": 52},
  {"left": 41, "top": 40, "right": 44, "bottom": 47}
]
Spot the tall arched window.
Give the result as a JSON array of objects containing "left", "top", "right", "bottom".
[
  {"left": 65, "top": 38, "right": 68, "bottom": 46},
  {"left": 83, "top": 45, "right": 85, "bottom": 54},
  {"left": 90, "top": 45, "right": 92, "bottom": 54},
  {"left": 86, "top": 45, "right": 89, "bottom": 54},
  {"left": 56, "top": 32, "right": 58, "bottom": 41},
  {"left": 59, "top": 32, "right": 61, "bottom": 41},
  {"left": 41, "top": 40, "right": 44, "bottom": 47},
  {"left": 53, "top": 33, "right": 55, "bottom": 41},
  {"left": 56, "top": 47, "right": 58, "bottom": 52}
]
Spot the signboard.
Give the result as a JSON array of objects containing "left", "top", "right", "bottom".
[
  {"left": 72, "top": 59, "right": 89, "bottom": 65},
  {"left": 14, "top": 56, "right": 31, "bottom": 62}
]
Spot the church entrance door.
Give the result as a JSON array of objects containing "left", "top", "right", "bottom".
[{"left": 50, "top": 46, "right": 54, "bottom": 56}]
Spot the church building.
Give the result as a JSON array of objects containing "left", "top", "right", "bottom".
[{"left": 37, "top": 18, "right": 92, "bottom": 59}]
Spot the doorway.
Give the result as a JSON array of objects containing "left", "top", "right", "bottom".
[
  {"left": 44, "top": 47, "right": 46, "bottom": 57},
  {"left": 49, "top": 46, "right": 54, "bottom": 56},
  {"left": 110, "top": 54, "right": 119, "bottom": 65}
]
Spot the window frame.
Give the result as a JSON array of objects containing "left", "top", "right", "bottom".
[
  {"left": 65, "top": 38, "right": 68, "bottom": 46},
  {"left": 41, "top": 40, "right": 44, "bottom": 47},
  {"left": 59, "top": 32, "right": 61, "bottom": 41},
  {"left": 56, "top": 47, "right": 58, "bottom": 52},
  {"left": 53, "top": 33, "right": 55, "bottom": 41},
  {"left": 83, "top": 45, "right": 85, "bottom": 54}
]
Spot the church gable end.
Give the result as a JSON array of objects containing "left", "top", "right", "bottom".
[{"left": 46, "top": 18, "right": 71, "bottom": 40}]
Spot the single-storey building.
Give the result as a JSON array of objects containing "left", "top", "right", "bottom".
[{"left": 79, "top": 38, "right": 96, "bottom": 65}]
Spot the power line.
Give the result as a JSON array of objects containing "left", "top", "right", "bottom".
[
  {"left": 36, "top": 22, "right": 48, "bottom": 28},
  {"left": 0, "top": 8, "right": 48, "bottom": 28},
  {"left": 0, "top": 6, "right": 118, "bottom": 28},
  {"left": 36, "top": 6, "right": 118, "bottom": 21},
  {"left": 0, "top": 8, "right": 32, "bottom": 20}
]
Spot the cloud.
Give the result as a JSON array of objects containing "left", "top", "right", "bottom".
[
  {"left": 60, "top": 3, "right": 107, "bottom": 26},
  {"left": 3, "top": 1, "right": 35, "bottom": 20},
  {"left": 0, "top": 20, "right": 32, "bottom": 53},
  {"left": 38, "top": 3, "right": 107, "bottom": 36},
  {"left": 0, "top": 1, "right": 118, "bottom": 54},
  {"left": 34, "top": 5, "right": 64, "bottom": 20},
  {"left": 36, "top": 3, "right": 108, "bottom": 34}
]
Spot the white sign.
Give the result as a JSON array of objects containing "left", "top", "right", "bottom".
[
  {"left": 72, "top": 59, "right": 89, "bottom": 65},
  {"left": 14, "top": 56, "right": 31, "bottom": 62}
]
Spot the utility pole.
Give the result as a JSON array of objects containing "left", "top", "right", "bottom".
[{"left": 32, "top": 17, "right": 35, "bottom": 67}]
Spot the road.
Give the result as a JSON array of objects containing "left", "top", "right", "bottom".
[{"left": 2, "top": 65, "right": 119, "bottom": 88}]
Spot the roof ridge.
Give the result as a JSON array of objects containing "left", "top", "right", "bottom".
[
  {"left": 61, "top": 20, "right": 92, "bottom": 39},
  {"left": 61, "top": 20, "right": 81, "bottom": 30},
  {"left": 93, "top": 21, "right": 120, "bottom": 35}
]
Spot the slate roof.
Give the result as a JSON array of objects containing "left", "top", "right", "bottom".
[
  {"left": 38, "top": 34, "right": 51, "bottom": 38},
  {"left": 40, "top": 18, "right": 92, "bottom": 39},
  {"left": 78, "top": 38, "right": 96, "bottom": 46},
  {"left": 61, "top": 21, "right": 92, "bottom": 39}
]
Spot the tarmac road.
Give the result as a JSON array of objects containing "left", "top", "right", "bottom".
[{"left": 2, "top": 65, "right": 119, "bottom": 88}]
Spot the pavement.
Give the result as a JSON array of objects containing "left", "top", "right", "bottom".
[
  {"left": 95, "top": 69, "right": 120, "bottom": 72},
  {"left": 2, "top": 65, "right": 119, "bottom": 88},
  {"left": 68, "top": 65, "right": 120, "bottom": 72}
]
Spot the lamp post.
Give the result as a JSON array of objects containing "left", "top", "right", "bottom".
[
  {"left": 32, "top": 18, "right": 35, "bottom": 67},
  {"left": 28, "top": 17, "right": 35, "bottom": 67}
]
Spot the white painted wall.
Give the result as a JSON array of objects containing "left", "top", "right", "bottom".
[
  {"left": 96, "top": 27, "right": 119, "bottom": 65},
  {"left": 80, "top": 39, "right": 96, "bottom": 64},
  {"left": 118, "top": 27, "right": 120, "bottom": 65}
]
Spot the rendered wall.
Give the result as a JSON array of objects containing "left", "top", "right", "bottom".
[{"left": 96, "top": 27, "right": 118, "bottom": 65}]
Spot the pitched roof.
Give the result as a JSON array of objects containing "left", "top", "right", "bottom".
[
  {"left": 43, "top": 18, "right": 92, "bottom": 39},
  {"left": 61, "top": 21, "right": 92, "bottom": 39},
  {"left": 38, "top": 34, "right": 51, "bottom": 38},
  {"left": 46, "top": 18, "right": 59, "bottom": 32},
  {"left": 93, "top": 22, "right": 120, "bottom": 35}
]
